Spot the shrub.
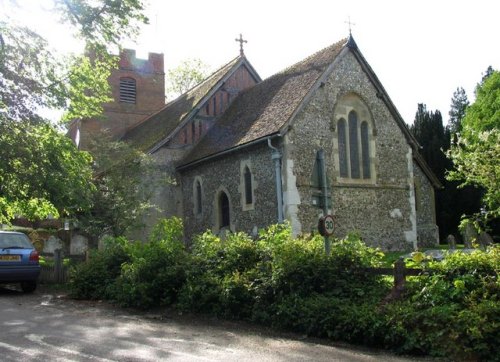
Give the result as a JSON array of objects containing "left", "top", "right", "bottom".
[
  {"left": 385, "top": 245, "right": 500, "bottom": 360},
  {"left": 110, "top": 217, "right": 188, "bottom": 309},
  {"left": 68, "top": 236, "right": 130, "bottom": 299}
]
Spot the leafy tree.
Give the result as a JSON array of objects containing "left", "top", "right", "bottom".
[
  {"left": 77, "top": 135, "right": 155, "bottom": 239},
  {"left": 448, "top": 87, "right": 469, "bottom": 134},
  {"left": 448, "top": 69, "right": 500, "bottom": 225},
  {"left": 0, "top": 120, "right": 94, "bottom": 223},
  {"left": 166, "top": 58, "right": 209, "bottom": 100},
  {"left": 0, "top": 1, "right": 148, "bottom": 223}
]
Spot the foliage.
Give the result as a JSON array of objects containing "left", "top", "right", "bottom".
[
  {"left": 68, "top": 222, "right": 499, "bottom": 359},
  {"left": 76, "top": 135, "right": 155, "bottom": 239},
  {"left": 68, "top": 236, "right": 130, "bottom": 299},
  {"left": 384, "top": 246, "right": 499, "bottom": 360},
  {"left": 448, "top": 70, "right": 500, "bottom": 222},
  {"left": 69, "top": 218, "right": 188, "bottom": 309},
  {"left": 0, "top": 120, "right": 93, "bottom": 223},
  {"left": 448, "top": 87, "right": 470, "bottom": 134},
  {"left": 410, "top": 102, "right": 483, "bottom": 240},
  {"left": 111, "top": 227, "right": 187, "bottom": 309},
  {"left": 0, "top": 0, "right": 148, "bottom": 224},
  {"left": 166, "top": 58, "right": 209, "bottom": 99}
]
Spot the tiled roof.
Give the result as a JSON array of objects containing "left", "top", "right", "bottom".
[
  {"left": 121, "top": 56, "right": 243, "bottom": 152},
  {"left": 180, "top": 38, "right": 347, "bottom": 167}
]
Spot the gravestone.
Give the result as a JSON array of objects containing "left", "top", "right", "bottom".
[
  {"left": 462, "top": 221, "right": 478, "bottom": 248},
  {"left": 478, "top": 232, "right": 494, "bottom": 250},
  {"left": 43, "top": 235, "right": 63, "bottom": 254},
  {"left": 446, "top": 234, "right": 456, "bottom": 250},
  {"left": 70, "top": 234, "right": 89, "bottom": 255}
]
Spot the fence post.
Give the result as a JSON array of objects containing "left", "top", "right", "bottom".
[
  {"left": 54, "top": 249, "right": 63, "bottom": 283},
  {"left": 394, "top": 258, "right": 406, "bottom": 291}
]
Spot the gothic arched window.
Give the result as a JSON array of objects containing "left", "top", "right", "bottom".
[
  {"left": 335, "top": 98, "right": 374, "bottom": 181},
  {"left": 119, "top": 77, "right": 136, "bottom": 103}
]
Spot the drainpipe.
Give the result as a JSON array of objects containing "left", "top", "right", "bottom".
[{"left": 267, "top": 138, "right": 284, "bottom": 223}]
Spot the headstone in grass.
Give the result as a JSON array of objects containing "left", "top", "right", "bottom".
[
  {"left": 70, "top": 234, "right": 88, "bottom": 255},
  {"left": 462, "top": 222, "right": 478, "bottom": 248},
  {"left": 447, "top": 234, "right": 456, "bottom": 250},
  {"left": 43, "top": 235, "right": 63, "bottom": 254}
]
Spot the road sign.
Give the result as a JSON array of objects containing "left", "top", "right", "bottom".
[{"left": 318, "top": 215, "right": 335, "bottom": 236}]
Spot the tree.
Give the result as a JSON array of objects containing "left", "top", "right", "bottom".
[
  {"left": 166, "top": 58, "right": 209, "bottom": 100},
  {"left": 448, "top": 87, "right": 469, "bottom": 134},
  {"left": 0, "top": 120, "right": 94, "bottom": 224},
  {"left": 448, "top": 70, "right": 500, "bottom": 225},
  {"left": 411, "top": 104, "right": 448, "bottom": 181},
  {"left": 77, "top": 135, "right": 155, "bottom": 239},
  {"left": 0, "top": 1, "right": 148, "bottom": 224}
]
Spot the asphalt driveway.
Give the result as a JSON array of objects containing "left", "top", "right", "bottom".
[{"left": 0, "top": 285, "right": 429, "bottom": 361}]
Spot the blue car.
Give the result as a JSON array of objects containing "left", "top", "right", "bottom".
[{"left": 0, "top": 231, "right": 41, "bottom": 292}]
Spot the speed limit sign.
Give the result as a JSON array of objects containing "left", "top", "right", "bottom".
[{"left": 318, "top": 215, "right": 335, "bottom": 236}]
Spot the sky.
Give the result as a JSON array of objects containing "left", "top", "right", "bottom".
[{"left": 6, "top": 0, "right": 500, "bottom": 125}]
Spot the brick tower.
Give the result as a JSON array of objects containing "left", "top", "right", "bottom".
[{"left": 70, "top": 49, "right": 165, "bottom": 150}]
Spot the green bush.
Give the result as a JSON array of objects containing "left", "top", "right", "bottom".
[
  {"left": 384, "top": 245, "right": 500, "bottom": 360},
  {"left": 68, "top": 236, "right": 130, "bottom": 299},
  {"left": 110, "top": 217, "right": 188, "bottom": 309}
]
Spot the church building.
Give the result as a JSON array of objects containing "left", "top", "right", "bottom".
[{"left": 73, "top": 34, "right": 441, "bottom": 251}]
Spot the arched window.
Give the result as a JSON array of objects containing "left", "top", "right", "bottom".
[
  {"left": 195, "top": 180, "right": 202, "bottom": 215},
  {"left": 348, "top": 111, "right": 360, "bottom": 179},
  {"left": 334, "top": 94, "right": 374, "bottom": 182},
  {"left": 219, "top": 192, "right": 230, "bottom": 228},
  {"left": 361, "top": 121, "right": 370, "bottom": 179},
  {"left": 119, "top": 77, "right": 136, "bottom": 103},
  {"left": 244, "top": 166, "right": 253, "bottom": 205},
  {"left": 337, "top": 119, "right": 348, "bottom": 178}
]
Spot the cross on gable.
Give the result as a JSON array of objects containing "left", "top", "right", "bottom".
[
  {"left": 235, "top": 34, "right": 247, "bottom": 56},
  {"left": 345, "top": 16, "right": 356, "bottom": 35}
]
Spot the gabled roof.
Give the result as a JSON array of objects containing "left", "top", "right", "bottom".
[
  {"left": 121, "top": 55, "right": 260, "bottom": 152},
  {"left": 178, "top": 36, "right": 442, "bottom": 188},
  {"left": 180, "top": 38, "right": 347, "bottom": 168}
]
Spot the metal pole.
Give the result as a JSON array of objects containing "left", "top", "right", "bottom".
[{"left": 317, "top": 150, "right": 331, "bottom": 255}]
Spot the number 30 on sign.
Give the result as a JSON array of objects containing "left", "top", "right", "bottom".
[{"left": 318, "top": 215, "right": 335, "bottom": 236}]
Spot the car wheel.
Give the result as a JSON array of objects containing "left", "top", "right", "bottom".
[{"left": 21, "top": 281, "right": 37, "bottom": 293}]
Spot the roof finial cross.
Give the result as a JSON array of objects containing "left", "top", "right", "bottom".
[
  {"left": 345, "top": 16, "right": 356, "bottom": 35},
  {"left": 235, "top": 33, "right": 247, "bottom": 56}
]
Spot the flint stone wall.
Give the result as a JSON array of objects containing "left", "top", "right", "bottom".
[
  {"left": 282, "top": 50, "right": 435, "bottom": 250},
  {"left": 180, "top": 143, "right": 278, "bottom": 241}
]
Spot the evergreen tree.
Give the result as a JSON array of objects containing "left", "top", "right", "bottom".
[
  {"left": 448, "top": 87, "right": 469, "bottom": 134},
  {"left": 410, "top": 104, "right": 482, "bottom": 241}
]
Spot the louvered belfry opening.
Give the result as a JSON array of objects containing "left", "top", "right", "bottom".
[{"left": 120, "top": 77, "right": 136, "bottom": 103}]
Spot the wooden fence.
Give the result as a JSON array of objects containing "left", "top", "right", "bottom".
[{"left": 39, "top": 250, "right": 86, "bottom": 284}]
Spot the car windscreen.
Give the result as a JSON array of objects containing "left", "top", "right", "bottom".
[{"left": 0, "top": 233, "right": 33, "bottom": 249}]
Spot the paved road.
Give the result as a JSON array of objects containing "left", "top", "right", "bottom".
[{"left": 0, "top": 285, "right": 427, "bottom": 361}]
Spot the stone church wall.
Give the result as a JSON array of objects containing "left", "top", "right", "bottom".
[
  {"left": 284, "top": 51, "right": 421, "bottom": 250},
  {"left": 414, "top": 162, "right": 439, "bottom": 247},
  {"left": 180, "top": 143, "right": 278, "bottom": 241}
]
